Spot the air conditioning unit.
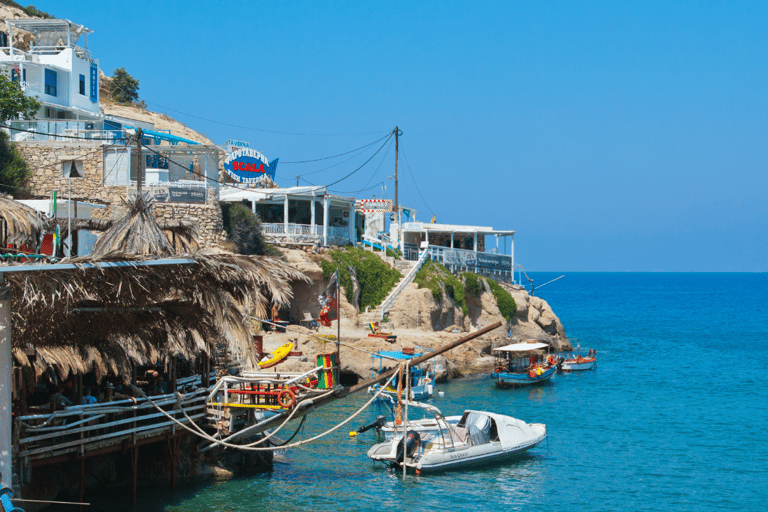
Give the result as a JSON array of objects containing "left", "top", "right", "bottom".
[{"left": 85, "top": 123, "right": 94, "bottom": 130}]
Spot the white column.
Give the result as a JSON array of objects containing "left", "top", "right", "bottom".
[
  {"left": 0, "top": 278, "right": 12, "bottom": 490},
  {"left": 251, "top": 200, "right": 256, "bottom": 215},
  {"left": 450, "top": 232, "right": 454, "bottom": 248},
  {"left": 323, "top": 196, "right": 329, "bottom": 246},
  {"left": 510, "top": 234, "right": 515, "bottom": 282},
  {"left": 496, "top": 235, "right": 499, "bottom": 252},
  {"left": 283, "top": 195, "right": 289, "bottom": 234},
  {"left": 347, "top": 202, "right": 355, "bottom": 244},
  {"left": 474, "top": 232, "right": 478, "bottom": 252},
  {"left": 311, "top": 195, "right": 316, "bottom": 235}
]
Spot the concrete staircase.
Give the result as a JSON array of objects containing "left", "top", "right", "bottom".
[{"left": 358, "top": 258, "right": 418, "bottom": 324}]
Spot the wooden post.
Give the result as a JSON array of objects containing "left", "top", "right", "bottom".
[
  {"left": 167, "top": 438, "right": 176, "bottom": 490},
  {"left": 336, "top": 264, "right": 340, "bottom": 368},
  {"left": 136, "top": 128, "right": 144, "bottom": 196},
  {"left": 78, "top": 457, "right": 85, "bottom": 512},
  {"left": 130, "top": 447, "right": 138, "bottom": 506},
  {"left": 170, "top": 357, "right": 177, "bottom": 393},
  {"left": 201, "top": 353, "right": 210, "bottom": 388},
  {"left": 0, "top": 277, "right": 11, "bottom": 490}
]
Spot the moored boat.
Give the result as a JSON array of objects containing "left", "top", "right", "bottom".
[
  {"left": 368, "top": 349, "right": 435, "bottom": 401},
  {"left": 491, "top": 340, "right": 556, "bottom": 387},
  {"left": 560, "top": 344, "right": 597, "bottom": 372},
  {"left": 367, "top": 403, "right": 546, "bottom": 473}
]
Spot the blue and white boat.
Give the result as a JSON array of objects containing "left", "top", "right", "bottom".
[
  {"left": 368, "top": 349, "right": 435, "bottom": 401},
  {"left": 491, "top": 341, "right": 556, "bottom": 387},
  {"left": 367, "top": 403, "right": 547, "bottom": 473}
]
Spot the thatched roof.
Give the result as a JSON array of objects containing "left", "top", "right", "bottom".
[
  {"left": 8, "top": 252, "right": 309, "bottom": 381},
  {"left": 48, "top": 217, "right": 199, "bottom": 253},
  {"left": 90, "top": 195, "right": 174, "bottom": 257},
  {"left": 0, "top": 195, "right": 44, "bottom": 246},
  {"left": 8, "top": 194, "right": 307, "bottom": 382}
]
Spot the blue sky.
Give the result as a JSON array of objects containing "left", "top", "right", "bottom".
[{"left": 39, "top": 0, "right": 767, "bottom": 271}]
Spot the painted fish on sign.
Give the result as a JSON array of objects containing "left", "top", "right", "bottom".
[{"left": 224, "top": 148, "right": 279, "bottom": 185}]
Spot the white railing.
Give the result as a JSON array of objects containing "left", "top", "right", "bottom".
[
  {"left": 261, "top": 223, "right": 352, "bottom": 246},
  {"left": 380, "top": 248, "right": 429, "bottom": 320},
  {"left": 9, "top": 120, "right": 125, "bottom": 143},
  {"left": 14, "top": 388, "right": 208, "bottom": 462},
  {"left": 424, "top": 245, "right": 513, "bottom": 282}
]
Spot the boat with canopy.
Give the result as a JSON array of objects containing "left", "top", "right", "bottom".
[{"left": 491, "top": 340, "right": 557, "bottom": 387}]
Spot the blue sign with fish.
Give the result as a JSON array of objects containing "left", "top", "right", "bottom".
[{"left": 224, "top": 148, "right": 279, "bottom": 184}]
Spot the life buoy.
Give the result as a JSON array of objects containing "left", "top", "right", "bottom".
[
  {"left": 528, "top": 369, "right": 536, "bottom": 379},
  {"left": 547, "top": 355, "right": 556, "bottom": 366},
  {"left": 277, "top": 389, "right": 296, "bottom": 408}
]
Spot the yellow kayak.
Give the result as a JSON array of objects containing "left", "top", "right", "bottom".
[{"left": 258, "top": 342, "right": 293, "bottom": 369}]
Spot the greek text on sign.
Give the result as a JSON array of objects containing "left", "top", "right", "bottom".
[{"left": 224, "top": 148, "right": 279, "bottom": 184}]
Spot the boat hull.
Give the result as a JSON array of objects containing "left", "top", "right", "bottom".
[
  {"left": 560, "top": 359, "right": 596, "bottom": 372},
  {"left": 491, "top": 366, "right": 556, "bottom": 387},
  {"left": 416, "top": 434, "right": 546, "bottom": 473}
]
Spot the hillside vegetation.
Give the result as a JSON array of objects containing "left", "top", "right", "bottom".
[
  {"left": 321, "top": 247, "right": 401, "bottom": 311},
  {"left": 414, "top": 260, "right": 517, "bottom": 322}
]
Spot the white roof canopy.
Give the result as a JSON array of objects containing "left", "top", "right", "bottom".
[{"left": 494, "top": 341, "right": 549, "bottom": 352}]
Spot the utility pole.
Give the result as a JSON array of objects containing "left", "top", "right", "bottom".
[
  {"left": 296, "top": 175, "right": 300, "bottom": 187},
  {"left": 393, "top": 126, "right": 399, "bottom": 226},
  {"left": 336, "top": 264, "right": 341, "bottom": 369},
  {"left": 136, "top": 128, "right": 144, "bottom": 196}
]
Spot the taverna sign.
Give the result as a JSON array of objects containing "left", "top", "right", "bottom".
[{"left": 224, "top": 148, "right": 279, "bottom": 185}]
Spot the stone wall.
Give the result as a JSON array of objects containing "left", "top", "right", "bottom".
[{"left": 17, "top": 141, "right": 226, "bottom": 249}]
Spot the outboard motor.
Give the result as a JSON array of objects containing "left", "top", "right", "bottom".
[
  {"left": 395, "top": 430, "right": 421, "bottom": 464},
  {"left": 357, "top": 415, "right": 387, "bottom": 434}
]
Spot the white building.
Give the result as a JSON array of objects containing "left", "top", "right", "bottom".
[
  {"left": 219, "top": 185, "right": 356, "bottom": 247},
  {"left": 0, "top": 19, "right": 102, "bottom": 131}
]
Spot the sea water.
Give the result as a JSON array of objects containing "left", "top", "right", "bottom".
[{"left": 130, "top": 273, "right": 768, "bottom": 512}]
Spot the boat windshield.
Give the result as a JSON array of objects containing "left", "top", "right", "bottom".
[{"left": 456, "top": 412, "right": 495, "bottom": 446}]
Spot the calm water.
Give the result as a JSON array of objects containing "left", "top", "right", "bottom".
[{"left": 135, "top": 273, "right": 768, "bottom": 511}]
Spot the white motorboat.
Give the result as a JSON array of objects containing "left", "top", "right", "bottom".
[{"left": 367, "top": 403, "right": 546, "bottom": 473}]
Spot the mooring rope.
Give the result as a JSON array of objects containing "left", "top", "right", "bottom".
[{"left": 136, "top": 366, "right": 401, "bottom": 452}]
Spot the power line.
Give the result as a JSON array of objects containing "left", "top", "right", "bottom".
[
  {"left": 105, "top": 80, "right": 387, "bottom": 137},
  {"left": 329, "top": 137, "right": 393, "bottom": 194},
  {"left": 399, "top": 142, "right": 435, "bottom": 216},
  {"left": 323, "top": 133, "right": 393, "bottom": 188},
  {"left": 281, "top": 134, "right": 391, "bottom": 163}
]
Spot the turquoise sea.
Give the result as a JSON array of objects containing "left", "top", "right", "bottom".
[{"left": 132, "top": 272, "right": 767, "bottom": 511}]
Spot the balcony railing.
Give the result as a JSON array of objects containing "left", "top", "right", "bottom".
[
  {"left": 8, "top": 120, "right": 124, "bottom": 143},
  {"left": 13, "top": 388, "right": 208, "bottom": 463},
  {"left": 261, "top": 223, "right": 351, "bottom": 246},
  {"left": 423, "top": 245, "right": 513, "bottom": 282}
]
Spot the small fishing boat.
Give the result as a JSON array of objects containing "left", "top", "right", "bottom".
[
  {"left": 367, "top": 403, "right": 546, "bottom": 473},
  {"left": 368, "top": 349, "right": 435, "bottom": 401},
  {"left": 491, "top": 340, "right": 556, "bottom": 387},
  {"left": 560, "top": 342, "right": 596, "bottom": 372}
]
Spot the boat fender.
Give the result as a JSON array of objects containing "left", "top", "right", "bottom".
[
  {"left": 395, "top": 430, "right": 421, "bottom": 464},
  {"left": 277, "top": 389, "right": 296, "bottom": 408},
  {"left": 528, "top": 369, "right": 536, "bottom": 379}
]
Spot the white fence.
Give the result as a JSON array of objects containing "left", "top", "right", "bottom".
[
  {"left": 261, "top": 223, "right": 352, "bottom": 246},
  {"left": 424, "top": 245, "right": 513, "bottom": 282}
]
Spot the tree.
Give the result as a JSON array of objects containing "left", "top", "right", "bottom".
[
  {"left": 220, "top": 202, "right": 280, "bottom": 256},
  {"left": 0, "top": 73, "right": 41, "bottom": 123},
  {"left": 0, "top": 131, "right": 30, "bottom": 197},
  {"left": 108, "top": 67, "right": 139, "bottom": 104}
]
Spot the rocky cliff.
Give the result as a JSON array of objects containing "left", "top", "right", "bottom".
[{"left": 274, "top": 249, "right": 572, "bottom": 380}]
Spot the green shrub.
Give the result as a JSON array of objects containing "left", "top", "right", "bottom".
[
  {"left": 0, "top": 131, "right": 30, "bottom": 197},
  {"left": 413, "top": 259, "right": 468, "bottom": 315},
  {"left": 321, "top": 247, "right": 401, "bottom": 310},
  {"left": 462, "top": 272, "right": 483, "bottom": 298},
  {"left": 220, "top": 201, "right": 280, "bottom": 256},
  {"left": 486, "top": 278, "right": 517, "bottom": 322}
]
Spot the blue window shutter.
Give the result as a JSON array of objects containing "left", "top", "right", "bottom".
[
  {"left": 90, "top": 63, "right": 98, "bottom": 102},
  {"left": 79, "top": 74, "right": 85, "bottom": 95},
  {"left": 44, "top": 69, "right": 57, "bottom": 96},
  {"left": 22, "top": 69, "right": 25, "bottom": 82}
]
